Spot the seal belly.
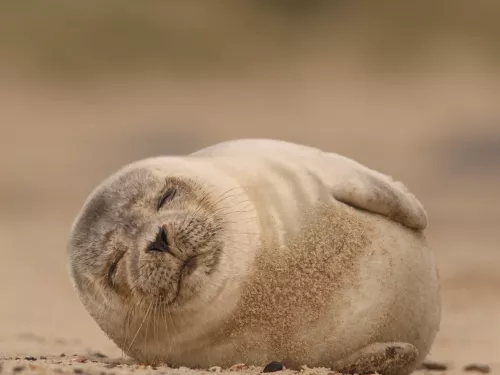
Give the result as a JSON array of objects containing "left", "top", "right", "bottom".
[
  {"left": 214, "top": 197, "right": 440, "bottom": 368},
  {"left": 212, "top": 198, "right": 368, "bottom": 364}
]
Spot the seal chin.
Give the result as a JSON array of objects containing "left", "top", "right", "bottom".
[
  {"left": 134, "top": 255, "right": 183, "bottom": 305},
  {"left": 134, "top": 245, "right": 223, "bottom": 307}
]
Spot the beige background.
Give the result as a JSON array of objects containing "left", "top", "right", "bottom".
[{"left": 0, "top": 1, "right": 499, "bottom": 372}]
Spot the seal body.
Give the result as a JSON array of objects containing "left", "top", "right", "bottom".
[{"left": 68, "top": 139, "right": 441, "bottom": 375}]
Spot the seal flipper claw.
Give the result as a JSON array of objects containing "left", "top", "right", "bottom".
[{"left": 331, "top": 342, "right": 419, "bottom": 375}]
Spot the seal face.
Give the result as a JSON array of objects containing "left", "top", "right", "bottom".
[{"left": 69, "top": 167, "right": 226, "bottom": 311}]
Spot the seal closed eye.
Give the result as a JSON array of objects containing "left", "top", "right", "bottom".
[
  {"left": 68, "top": 138, "right": 440, "bottom": 375},
  {"left": 157, "top": 187, "right": 177, "bottom": 210},
  {"left": 107, "top": 250, "right": 126, "bottom": 286}
]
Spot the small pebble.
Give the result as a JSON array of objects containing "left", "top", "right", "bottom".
[
  {"left": 74, "top": 369, "right": 84, "bottom": 374},
  {"left": 229, "top": 363, "right": 249, "bottom": 371},
  {"left": 263, "top": 361, "right": 284, "bottom": 373},
  {"left": 74, "top": 356, "right": 88, "bottom": 363},
  {"left": 24, "top": 357, "right": 36, "bottom": 361},
  {"left": 60, "top": 353, "right": 66, "bottom": 357},
  {"left": 13, "top": 366, "right": 25, "bottom": 373},
  {"left": 209, "top": 366, "right": 222, "bottom": 372},
  {"left": 418, "top": 361, "right": 448, "bottom": 371},
  {"left": 90, "top": 352, "right": 107, "bottom": 359},
  {"left": 464, "top": 364, "right": 491, "bottom": 373},
  {"left": 40, "top": 356, "right": 47, "bottom": 360}
]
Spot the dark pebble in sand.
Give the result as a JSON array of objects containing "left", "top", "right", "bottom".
[
  {"left": 464, "top": 364, "right": 491, "bottom": 373},
  {"left": 263, "top": 361, "right": 284, "bottom": 373},
  {"left": 418, "top": 361, "right": 448, "bottom": 371},
  {"left": 60, "top": 354, "right": 66, "bottom": 357},
  {"left": 13, "top": 366, "right": 25, "bottom": 373},
  {"left": 74, "top": 369, "right": 84, "bottom": 374},
  {"left": 90, "top": 352, "right": 107, "bottom": 359},
  {"left": 24, "top": 357, "right": 36, "bottom": 361},
  {"left": 40, "top": 356, "right": 47, "bottom": 360}
]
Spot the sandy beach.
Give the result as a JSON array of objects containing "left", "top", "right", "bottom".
[{"left": 1, "top": 69, "right": 499, "bottom": 374}]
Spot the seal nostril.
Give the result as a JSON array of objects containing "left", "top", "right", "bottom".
[
  {"left": 146, "top": 226, "right": 171, "bottom": 253},
  {"left": 160, "top": 227, "right": 168, "bottom": 245}
]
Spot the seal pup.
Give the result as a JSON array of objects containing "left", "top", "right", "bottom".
[{"left": 68, "top": 138, "right": 441, "bottom": 375}]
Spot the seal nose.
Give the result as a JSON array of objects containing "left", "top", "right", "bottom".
[{"left": 146, "top": 226, "right": 171, "bottom": 253}]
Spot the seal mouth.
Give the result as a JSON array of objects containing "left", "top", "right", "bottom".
[
  {"left": 142, "top": 246, "right": 222, "bottom": 307},
  {"left": 165, "top": 254, "right": 200, "bottom": 305},
  {"left": 181, "top": 255, "right": 198, "bottom": 276}
]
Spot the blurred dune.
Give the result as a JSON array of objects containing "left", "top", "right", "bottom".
[{"left": 0, "top": 1, "right": 499, "bottom": 371}]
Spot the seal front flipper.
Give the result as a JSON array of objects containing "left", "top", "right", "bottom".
[
  {"left": 320, "top": 152, "right": 428, "bottom": 231},
  {"left": 330, "top": 342, "right": 419, "bottom": 375}
]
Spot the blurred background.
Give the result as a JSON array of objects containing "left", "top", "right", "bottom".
[{"left": 0, "top": 0, "right": 499, "bottom": 368}]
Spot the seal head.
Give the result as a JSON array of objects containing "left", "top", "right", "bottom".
[
  {"left": 68, "top": 158, "right": 258, "bottom": 364},
  {"left": 69, "top": 167, "right": 225, "bottom": 307}
]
